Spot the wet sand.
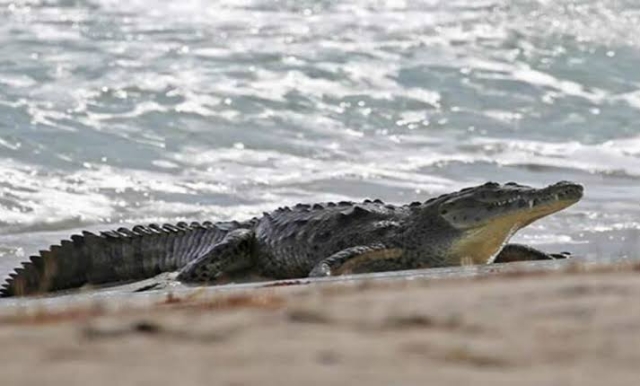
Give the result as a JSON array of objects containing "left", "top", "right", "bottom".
[{"left": 1, "top": 261, "right": 639, "bottom": 386}]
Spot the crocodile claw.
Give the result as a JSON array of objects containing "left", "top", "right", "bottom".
[
  {"left": 308, "top": 263, "right": 332, "bottom": 277},
  {"left": 550, "top": 251, "right": 572, "bottom": 260}
]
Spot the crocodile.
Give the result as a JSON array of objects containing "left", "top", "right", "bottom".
[{"left": 0, "top": 181, "right": 583, "bottom": 297}]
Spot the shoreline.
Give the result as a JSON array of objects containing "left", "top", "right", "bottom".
[{"left": 1, "top": 261, "right": 639, "bottom": 385}]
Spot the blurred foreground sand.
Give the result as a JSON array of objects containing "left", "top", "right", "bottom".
[{"left": 1, "top": 263, "right": 639, "bottom": 386}]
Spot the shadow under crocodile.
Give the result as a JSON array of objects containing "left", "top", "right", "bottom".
[{"left": 0, "top": 255, "right": 635, "bottom": 312}]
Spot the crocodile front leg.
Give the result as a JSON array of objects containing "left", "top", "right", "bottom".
[
  {"left": 308, "top": 244, "right": 404, "bottom": 277},
  {"left": 492, "top": 243, "right": 571, "bottom": 264},
  {"left": 177, "top": 228, "right": 257, "bottom": 282}
]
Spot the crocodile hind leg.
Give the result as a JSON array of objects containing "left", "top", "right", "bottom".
[
  {"left": 308, "top": 244, "right": 404, "bottom": 277},
  {"left": 176, "top": 228, "right": 257, "bottom": 283},
  {"left": 493, "top": 243, "right": 571, "bottom": 264}
]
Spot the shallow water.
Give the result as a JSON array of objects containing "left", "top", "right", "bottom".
[{"left": 1, "top": 0, "right": 640, "bottom": 289}]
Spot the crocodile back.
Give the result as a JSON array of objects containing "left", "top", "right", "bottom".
[{"left": 254, "top": 201, "right": 407, "bottom": 278}]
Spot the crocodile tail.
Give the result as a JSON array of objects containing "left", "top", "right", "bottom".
[{"left": 0, "top": 221, "right": 231, "bottom": 297}]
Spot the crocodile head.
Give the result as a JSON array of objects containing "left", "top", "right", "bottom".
[{"left": 420, "top": 181, "right": 583, "bottom": 265}]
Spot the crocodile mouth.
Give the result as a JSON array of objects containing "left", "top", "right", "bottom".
[
  {"left": 440, "top": 181, "right": 583, "bottom": 230},
  {"left": 484, "top": 182, "right": 583, "bottom": 216}
]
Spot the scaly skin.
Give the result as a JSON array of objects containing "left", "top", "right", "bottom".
[{"left": 1, "top": 181, "right": 583, "bottom": 297}]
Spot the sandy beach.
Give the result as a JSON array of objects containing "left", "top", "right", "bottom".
[{"left": 1, "top": 261, "right": 639, "bottom": 386}]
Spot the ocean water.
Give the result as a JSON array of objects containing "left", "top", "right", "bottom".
[{"left": 1, "top": 0, "right": 640, "bottom": 286}]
